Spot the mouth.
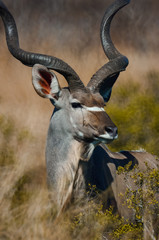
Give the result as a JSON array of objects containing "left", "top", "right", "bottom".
[{"left": 94, "top": 133, "right": 118, "bottom": 144}]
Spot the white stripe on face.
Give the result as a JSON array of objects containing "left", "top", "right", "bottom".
[{"left": 83, "top": 106, "right": 105, "bottom": 112}]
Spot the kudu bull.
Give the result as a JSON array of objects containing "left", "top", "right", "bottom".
[{"left": 0, "top": 0, "right": 158, "bottom": 239}]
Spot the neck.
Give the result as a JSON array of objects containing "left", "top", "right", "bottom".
[{"left": 46, "top": 120, "right": 94, "bottom": 208}]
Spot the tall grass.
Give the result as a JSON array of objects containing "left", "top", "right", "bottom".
[
  {"left": 0, "top": 1, "right": 159, "bottom": 237},
  {"left": 0, "top": 68, "right": 158, "bottom": 239}
]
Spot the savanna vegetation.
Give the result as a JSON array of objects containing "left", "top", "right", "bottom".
[
  {"left": 0, "top": 71, "right": 158, "bottom": 239},
  {"left": 107, "top": 71, "right": 159, "bottom": 157},
  {"left": 0, "top": 0, "right": 159, "bottom": 239}
]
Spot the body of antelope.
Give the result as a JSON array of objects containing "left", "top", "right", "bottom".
[{"left": 0, "top": 0, "right": 158, "bottom": 239}]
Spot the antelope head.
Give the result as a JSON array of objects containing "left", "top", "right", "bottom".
[
  {"left": 32, "top": 63, "right": 118, "bottom": 144},
  {"left": 0, "top": 0, "right": 130, "bottom": 145}
]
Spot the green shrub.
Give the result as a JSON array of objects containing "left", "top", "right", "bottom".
[
  {"left": 117, "top": 161, "right": 159, "bottom": 239},
  {"left": 106, "top": 70, "right": 159, "bottom": 156},
  {"left": 0, "top": 114, "right": 33, "bottom": 166},
  {"left": 11, "top": 174, "right": 32, "bottom": 209},
  {"left": 0, "top": 115, "right": 16, "bottom": 166},
  {"left": 70, "top": 197, "right": 143, "bottom": 240}
]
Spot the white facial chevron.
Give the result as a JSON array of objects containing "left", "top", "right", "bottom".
[{"left": 83, "top": 106, "right": 105, "bottom": 112}]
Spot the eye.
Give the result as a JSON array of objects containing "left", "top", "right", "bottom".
[{"left": 71, "top": 102, "right": 82, "bottom": 109}]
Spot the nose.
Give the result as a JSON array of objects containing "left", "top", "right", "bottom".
[{"left": 105, "top": 126, "right": 118, "bottom": 138}]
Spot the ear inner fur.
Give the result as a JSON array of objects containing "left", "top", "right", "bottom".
[
  {"left": 39, "top": 69, "right": 52, "bottom": 86},
  {"left": 32, "top": 64, "right": 60, "bottom": 99},
  {"left": 39, "top": 78, "right": 51, "bottom": 95}
]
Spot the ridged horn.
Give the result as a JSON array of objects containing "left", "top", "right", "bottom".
[
  {"left": 87, "top": 0, "right": 130, "bottom": 97},
  {"left": 0, "top": 0, "right": 86, "bottom": 93}
]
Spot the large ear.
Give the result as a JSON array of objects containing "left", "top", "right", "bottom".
[
  {"left": 32, "top": 64, "right": 60, "bottom": 102},
  {"left": 99, "top": 73, "right": 119, "bottom": 102}
]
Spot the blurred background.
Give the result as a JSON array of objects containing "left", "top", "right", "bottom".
[
  {"left": 0, "top": 0, "right": 159, "bottom": 153},
  {"left": 0, "top": 1, "right": 158, "bottom": 239},
  {"left": 0, "top": 0, "right": 158, "bottom": 144}
]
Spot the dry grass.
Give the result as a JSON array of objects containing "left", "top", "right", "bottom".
[
  {"left": 0, "top": 45, "right": 158, "bottom": 239},
  {"left": 0, "top": 0, "right": 159, "bottom": 238}
]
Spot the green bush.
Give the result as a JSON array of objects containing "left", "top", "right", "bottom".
[
  {"left": 0, "top": 114, "right": 33, "bottom": 166},
  {"left": 0, "top": 115, "right": 16, "bottom": 166},
  {"left": 106, "top": 70, "right": 159, "bottom": 156},
  {"left": 70, "top": 160, "right": 159, "bottom": 240}
]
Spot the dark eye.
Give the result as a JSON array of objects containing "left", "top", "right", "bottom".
[{"left": 71, "top": 102, "right": 82, "bottom": 108}]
